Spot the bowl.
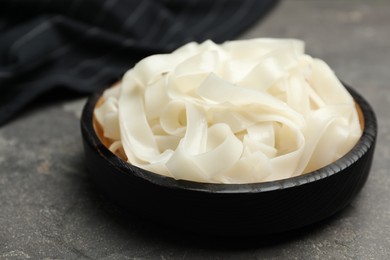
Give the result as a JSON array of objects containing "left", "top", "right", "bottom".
[{"left": 80, "top": 84, "right": 377, "bottom": 237}]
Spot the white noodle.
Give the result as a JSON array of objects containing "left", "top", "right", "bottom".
[{"left": 94, "top": 38, "right": 362, "bottom": 183}]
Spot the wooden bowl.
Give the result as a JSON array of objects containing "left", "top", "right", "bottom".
[{"left": 80, "top": 85, "right": 377, "bottom": 236}]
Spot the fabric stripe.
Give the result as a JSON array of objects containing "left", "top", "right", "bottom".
[
  {"left": 185, "top": 1, "right": 220, "bottom": 36},
  {"left": 205, "top": 0, "right": 256, "bottom": 39},
  {"left": 119, "top": 1, "right": 149, "bottom": 34},
  {"left": 94, "top": 0, "right": 118, "bottom": 24},
  {"left": 9, "top": 19, "right": 52, "bottom": 55}
]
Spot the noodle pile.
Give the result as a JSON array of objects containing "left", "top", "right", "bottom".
[{"left": 95, "top": 39, "right": 362, "bottom": 183}]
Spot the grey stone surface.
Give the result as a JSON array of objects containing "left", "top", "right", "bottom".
[{"left": 1, "top": 0, "right": 390, "bottom": 259}]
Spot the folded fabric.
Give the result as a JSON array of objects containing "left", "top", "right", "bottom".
[{"left": 0, "top": 0, "right": 278, "bottom": 126}]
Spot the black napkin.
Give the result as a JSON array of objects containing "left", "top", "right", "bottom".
[{"left": 0, "top": 0, "right": 278, "bottom": 126}]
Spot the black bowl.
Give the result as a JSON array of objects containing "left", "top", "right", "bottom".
[{"left": 81, "top": 85, "right": 377, "bottom": 237}]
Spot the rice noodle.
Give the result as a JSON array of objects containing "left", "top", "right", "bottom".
[{"left": 95, "top": 38, "right": 362, "bottom": 183}]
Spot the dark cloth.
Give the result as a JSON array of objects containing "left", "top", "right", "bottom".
[{"left": 0, "top": 0, "right": 278, "bottom": 126}]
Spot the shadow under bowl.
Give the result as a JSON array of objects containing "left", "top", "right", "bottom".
[{"left": 81, "top": 85, "right": 377, "bottom": 237}]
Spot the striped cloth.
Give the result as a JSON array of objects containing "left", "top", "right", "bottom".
[{"left": 0, "top": 0, "right": 278, "bottom": 126}]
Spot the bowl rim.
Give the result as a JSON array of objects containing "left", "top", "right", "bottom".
[{"left": 81, "top": 84, "right": 377, "bottom": 194}]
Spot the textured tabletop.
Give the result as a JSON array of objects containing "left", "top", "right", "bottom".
[{"left": 1, "top": 0, "right": 389, "bottom": 259}]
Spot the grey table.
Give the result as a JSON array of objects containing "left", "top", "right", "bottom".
[{"left": 1, "top": 0, "right": 389, "bottom": 259}]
